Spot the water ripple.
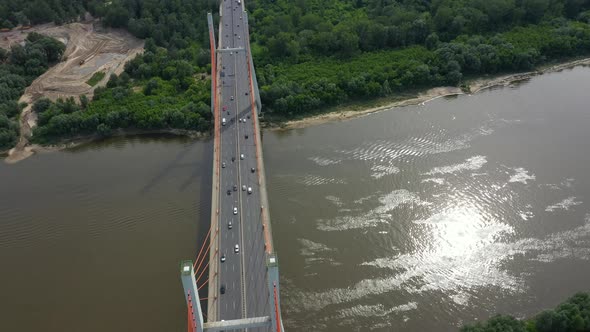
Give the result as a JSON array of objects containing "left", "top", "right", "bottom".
[
  {"left": 508, "top": 167, "right": 536, "bottom": 184},
  {"left": 424, "top": 155, "right": 487, "bottom": 176},
  {"left": 289, "top": 214, "right": 590, "bottom": 313},
  {"left": 317, "top": 189, "right": 429, "bottom": 231},
  {"left": 545, "top": 197, "right": 582, "bottom": 212}
]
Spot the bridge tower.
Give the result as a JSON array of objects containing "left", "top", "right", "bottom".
[
  {"left": 180, "top": 261, "right": 205, "bottom": 332},
  {"left": 181, "top": 259, "right": 282, "bottom": 331},
  {"left": 267, "top": 254, "right": 285, "bottom": 332}
]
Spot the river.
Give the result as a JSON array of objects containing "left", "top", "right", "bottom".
[{"left": 2, "top": 66, "right": 590, "bottom": 331}]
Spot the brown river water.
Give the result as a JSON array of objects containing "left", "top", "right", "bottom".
[{"left": 2, "top": 66, "right": 590, "bottom": 331}]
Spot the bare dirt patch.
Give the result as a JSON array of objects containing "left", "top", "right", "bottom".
[{"left": 3, "top": 21, "right": 144, "bottom": 163}]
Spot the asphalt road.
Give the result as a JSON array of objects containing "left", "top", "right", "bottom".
[{"left": 217, "top": 0, "right": 270, "bottom": 329}]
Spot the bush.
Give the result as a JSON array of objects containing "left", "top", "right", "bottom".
[{"left": 96, "top": 123, "right": 112, "bottom": 136}]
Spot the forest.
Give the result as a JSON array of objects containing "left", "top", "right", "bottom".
[
  {"left": 0, "top": 32, "right": 64, "bottom": 150},
  {"left": 246, "top": 0, "right": 590, "bottom": 116},
  {"left": 460, "top": 292, "right": 590, "bottom": 332},
  {"left": 0, "top": 0, "right": 86, "bottom": 27},
  {"left": 2, "top": 0, "right": 590, "bottom": 142}
]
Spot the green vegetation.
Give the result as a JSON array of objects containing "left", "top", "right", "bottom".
[
  {"left": 461, "top": 292, "right": 590, "bottom": 332},
  {"left": 4, "top": 0, "right": 590, "bottom": 143},
  {"left": 245, "top": 0, "right": 590, "bottom": 116},
  {"left": 0, "top": 0, "right": 87, "bottom": 27},
  {"left": 257, "top": 19, "right": 590, "bottom": 116},
  {"left": 8, "top": 0, "right": 218, "bottom": 143},
  {"left": 0, "top": 32, "right": 65, "bottom": 150},
  {"left": 31, "top": 40, "right": 211, "bottom": 143},
  {"left": 86, "top": 71, "right": 105, "bottom": 87}
]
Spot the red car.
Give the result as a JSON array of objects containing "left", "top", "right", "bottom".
[{"left": 223, "top": 106, "right": 227, "bottom": 111}]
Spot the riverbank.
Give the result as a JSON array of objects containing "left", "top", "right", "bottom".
[
  {"left": 4, "top": 56, "right": 590, "bottom": 163},
  {"left": 3, "top": 128, "right": 207, "bottom": 164},
  {"left": 266, "top": 57, "right": 590, "bottom": 131}
]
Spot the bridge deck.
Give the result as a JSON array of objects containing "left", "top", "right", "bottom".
[{"left": 205, "top": 0, "right": 275, "bottom": 330}]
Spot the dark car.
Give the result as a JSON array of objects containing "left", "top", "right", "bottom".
[
  {"left": 251, "top": 167, "right": 255, "bottom": 173},
  {"left": 245, "top": 92, "right": 249, "bottom": 95},
  {"left": 247, "top": 115, "right": 250, "bottom": 119},
  {"left": 227, "top": 189, "right": 231, "bottom": 195},
  {"left": 220, "top": 285, "right": 226, "bottom": 294},
  {"left": 231, "top": 157, "right": 235, "bottom": 162},
  {"left": 245, "top": 135, "right": 248, "bottom": 139},
  {"left": 233, "top": 185, "right": 237, "bottom": 191}
]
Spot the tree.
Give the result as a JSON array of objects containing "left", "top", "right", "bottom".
[
  {"left": 1, "top": 19, "right": 12, "bottom": 29},
  {"left": 524, "top": 0, "right": 551, "bottom": 23},
  {"left": 426, "top": 33, "right": 440, "bottom": 50},
  {"left": 32, "top": 98, "right": 52, "bottom": 113},
  {"left": 25, "top": 0, "right": 56, "bottom": 24},
  {"left": 144, "top": 79, "right": 159, "bottom": 95},
  {"left": 9, "top": 44, "right": 27, "bottom": 66},
  {"left": 0, "top": 101, "right": 21, "bottom": 118},
  {"left": 96, "top": 123, "right": 111, "bottom": 136},
  {"left": 79, "top": 95, "right": 89, "bottom": 109},
  {"left": 106, "top": 74, "right": 119, "bottom": 88},
  {"left": 461, "top": 315, "right": 527, "bottom": 332},
  {"left": 103, "top": 5, "right": 129, "bottom": 28}
]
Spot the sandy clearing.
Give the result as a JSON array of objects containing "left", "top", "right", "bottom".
[
  {"left": 269, "top": 57, "right": 590, "bottom": 131},
  {"left": 3, "top": 20, "right": 144, "bottom": 163}
]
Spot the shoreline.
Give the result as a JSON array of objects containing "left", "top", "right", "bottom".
[
  {"left": 3, "top": 129, "right": 208, "bottom": 164},
  {"left": 4, "top": 56, "right": 590, "bottom": 163},
  {"left": 265, "top": 56, "right": 590, "bottom": 131}
]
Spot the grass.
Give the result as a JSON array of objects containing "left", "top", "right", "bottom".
[{"left": 86, "top": 71, "right": 106, "bottom": 87}]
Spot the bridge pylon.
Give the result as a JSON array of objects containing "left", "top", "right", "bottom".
[
  {"left": 267, "top": 254, "right": 285, "bottom": 332},
  {"left": 181, "top": 261, "right": 205, "bottom": 332}
]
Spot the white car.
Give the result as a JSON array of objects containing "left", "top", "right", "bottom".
[
  {"left": 247, "top": 187, "right": 252, "bottom": 194},
  {"left": 234, "top": 244, "right": 240, "bottom": 253},
  {"left": 222, "top": 118, "right": 226, "bottom": 126},
  {"left": 233, "top": 207, "right": 238, "bottom": 215},
  {"left": 242, "top": 185, "right": 246, "bottom": 191},
  {"left": 240, "top": 154, "right": 244, "bottom": 160}
]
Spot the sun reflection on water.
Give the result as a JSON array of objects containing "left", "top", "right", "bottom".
[{"left": 415, "top": 202, "right": 513, "bottom": 260}]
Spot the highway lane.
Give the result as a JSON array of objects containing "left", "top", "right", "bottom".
[
  {"left": 235, "top": 10, "right": 271, "bottom": 330},
  {"left": 218, "top": 0, "right": 242, "bottom": 322},
  {"left": 217, "top": 0, "right": 270, "bottom": 329}
]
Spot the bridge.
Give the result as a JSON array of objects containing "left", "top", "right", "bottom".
[{"left": 180, "top": 1, "right": 284, "bottom": 331}]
